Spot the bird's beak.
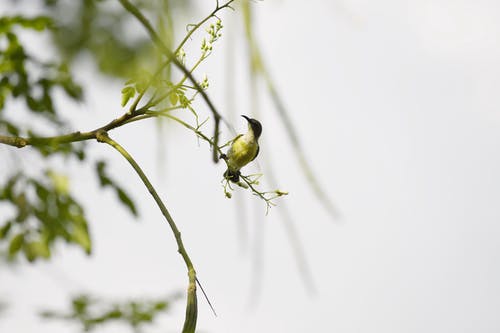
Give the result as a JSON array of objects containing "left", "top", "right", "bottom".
[{"left": 241, "top": 115, "right": 251, "bottom": 122}]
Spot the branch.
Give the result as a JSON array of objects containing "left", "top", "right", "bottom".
[
  {"left": 0, "top": 110, "right": 140, "bottom": 149},
  {"left": 175, "top": 0, "right": 235, "bottom": 55},
  {"left": 118, "top": 0, "right": 230, "bottom": 163},
  {"left": 95, "top": 130, "right": 198, "bottom": 333}
]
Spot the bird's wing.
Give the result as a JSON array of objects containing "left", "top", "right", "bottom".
[
  {"left": 226, "top": 134, "right": 243, "bottom": 157},
  {"left": 232, "top": 134, "right": 243, "bottom": 143},
  {"left": 251, "top": 145, "right": 260, "bottom": 161}
]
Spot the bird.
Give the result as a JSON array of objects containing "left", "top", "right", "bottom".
[{"left": 222, "top": 115, "right": 262, "bottom": 183}]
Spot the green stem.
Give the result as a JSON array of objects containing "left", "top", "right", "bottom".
[
  {"left": 118, "top": 0, "right": 225, "bottom": 163},
  {"left": 95, "top": 130, "right": 197, "bottom": 333},
  {"left": 155, "top": 113, "right": 224, "bottom": 156},
  {"left": 174, "top": 0, "right": 235, "bottom": 55},
  {"left": 0, "top": 110, "right": 141, "bottom": 149},
  {"left": 127, "top": 0, "right": 235, "bottom": 114}
]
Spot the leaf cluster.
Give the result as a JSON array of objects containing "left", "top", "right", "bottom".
[
  {"left": 0, "top": 171, "right": 91, "bottom": 262},
  {"left": 0, "top": 6, "right": 143, "bottom": 261},
  {"left": 45, "top": 0, "right": 163, "bottom": 79},
  {"left": 40, "top": 293, "right": 180, "bottom": 332},
  {"left": 0, "top": 15, "right": 83, "bottom": 125},
  {"left": 95, "top": 160, "right": 137, "bottom": 216}
]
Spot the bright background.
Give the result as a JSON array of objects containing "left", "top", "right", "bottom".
[{"left": 2, "top": 0, "right": 500, "bottom": 332}]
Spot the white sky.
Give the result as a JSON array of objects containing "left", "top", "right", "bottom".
[{"left": 2, "top": 0, "right": 500, "bottom": 332}]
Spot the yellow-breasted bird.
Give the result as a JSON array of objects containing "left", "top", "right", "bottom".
[{"left": 222, "top": 115, "right": 262, "bottom": 182}]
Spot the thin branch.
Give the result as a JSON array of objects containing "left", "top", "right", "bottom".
[
  {"left": 128, "top": 0, "right": 235, "bottom": 114},
  {"left": 95, "top": 130, "right": 198, "bottom": 333},
  {"left": 149, "top": 112, "right": 286, "bottom": 207},
  {"left": 174, "top": 0, "right": 235, "bottom": 56},
  {"left": 129, "top": 60, "right": 171, "bottom": 114},
  {"left": 118, "top": 0, "right": 229, "bottom": 163},
  {"left": 0, "top": 110, "right": 141, "bottom": 149},
  {"left": 154, "top": 112, "right": 224, "bottom": 155}
]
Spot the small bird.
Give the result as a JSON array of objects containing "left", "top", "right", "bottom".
[{"left": 222, "top": 115, "right": 262, "bottom": 182}]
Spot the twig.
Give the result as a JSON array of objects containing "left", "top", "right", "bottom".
[
  {"left": 118, "top": 0, "right": 230, "bottom": 163},
  {"left": 0, "top": 109, "right": 142, "bottom": 149},
  {"left": 130, "top": 0, "right": 235, "bottom": 114},
  {"left": 95, "top": 130, "right": 198, "bottom": 333},
  {"left": 174, "top": 0, "right": 235, "bottom": 56}
]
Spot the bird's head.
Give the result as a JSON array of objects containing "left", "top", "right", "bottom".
[{"left": 241, "top": 115, "right": 262, "bottom": 139}]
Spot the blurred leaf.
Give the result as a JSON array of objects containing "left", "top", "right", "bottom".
[
  {"left": 0, "top": 172, "right": 92, "bottom": 261},
  {"left": 120, "top": 86, "right": 135, "bottom": 107},
  {"left": 169, "top": 91, "right": 178, "bottom": 106},
  {"left": 72, "top": 295, "right": 90, "bottom": 315},
  {"left": 24, "top": 240, "right": 51, "bottom": 262},
  {"left": 48, "top": 0, "right": 156, "bottom": 79},
  {"left": 8, "top": 233, "right": 24, "bottom": 257},
  {"left": 47, "top": 171, "right": 69, "bottom": 194},
  {"left": 40, "top": 293, "right": 181, "bottom": 332},
  {"left": 0, "top": 16, "right": 53, "bottom": 33},
  {"left": 0, "top": 222, "right": 12, "bottom": 240},
  {"left": 116, "top": 188, "right": 138, "bottom": 216},
  {"left": 0, "top": 120, "right": 20, "bottom": 135},
  {"left": 95, "top": 160, "right": 138, "bottom": 217},
  {"left": 0, "top": 14, "right": 85, "bottom": 144},
  {"left": 71, "top": 224, "right": 91, "bottom": 254}
]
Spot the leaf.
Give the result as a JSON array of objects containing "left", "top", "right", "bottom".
[
  {"left": 28, "top": 16, "right": 53, "bottom": 31},
  {"left": 179, "top": 94, "right": 190, "bottom": 108},
  {"left": 106, "top": 309, "right": 122, "bottom": 319},
  {"left": 116, "top": 188, "right": 138, "bottom": 216},
  {"left": 134, "top": 71, "right": 152, "bottom": 92},
  {"left": 24, "top": 240, "right": 51, "bottom": 261},
  {"left": 154, "top": 301, "right": 167, "bottom": 311},
  {"left": 169, "top": 91, "right": 178, "bottom": 106},
  {"left": 95, "top": 161, "right": 111, "bottom": 186},
  {"left": 47, "top": 171, "right": 69, "bottom": 194},
  {"left": 0, "top": 222, "right": 12, "bottom": 240},
  {"left": 71, "top": 224, "right": 91, "bottom": 255},
  {"left": 121, "top": 86, "right": 135, "bottom": 107},
  {"left": 94, "top": 160, "right": 138, "bottom": 217},
  {"left": 62, "top": 79, "right": 83, "bottom": 100},
  {"left": 8, "top": 233, "right": 24, "bottom": 257}
]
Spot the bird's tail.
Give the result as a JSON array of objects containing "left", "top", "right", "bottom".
[{"left": 223, "top": 169, "right": 240, "bottom": 183}]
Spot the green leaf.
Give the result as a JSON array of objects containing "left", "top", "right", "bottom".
[
  {"left": 121, "top": 86, "right": 135, "bottom": 107},
  {"left": 169, "top": 92, "right": 178, "bottom": 106},
  {"left": 106, "top": 309, "right": 122, "bottom": 319},
  {"left": 28, "top": 16, "right": 53, "bottom": 31},
  {"left": 117, "top": 188, "right": 138, "bottom": 216},
  {"left": 62, "top": 79, "right": 83, "bottom": 100},
  {"left": 95, "top": 160, "right": 138, "bottom": 217},
  {"left": 95, "top": 161, "right": 111, "bottom": 186},
  {"left": 134, "top": 71, "right": 152, "bottom": 92},
  {"left": 154, "top": 301, "right": 167, "bottom": 311},
  {"left": 0, "top": 222, "right": 12, "bottom": 239},
  {"left": 24, "top": 241, "right": 51, "bottom": 261},
  {"left": 179, "top": 94, "right": 190, "bottom": 108},
  {"left": 8, "top": 233, "right": 24, "bottom": 257},
  {"left": 71, "top": 224, "right": 91, "bottom": 254}
]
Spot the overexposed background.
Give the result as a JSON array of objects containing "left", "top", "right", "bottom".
[{"left": 1, "top": 0, "right": 500, "bottom": 332}]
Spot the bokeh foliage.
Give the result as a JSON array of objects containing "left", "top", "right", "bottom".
[
  {"left": 0, "top": 170, "right": 91, "bottom": 261},
  {"left": 1, "top": 0, "right": 321, "bottom": 331},
  {"left": 0, "top": 0, "right": 152, "bottom": 262},
  {"left": 0, "top": 0, "right": 207, "bottom": 330},
  {"left": 41, "top": 293, "right": 181, "bottom": 332}
]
